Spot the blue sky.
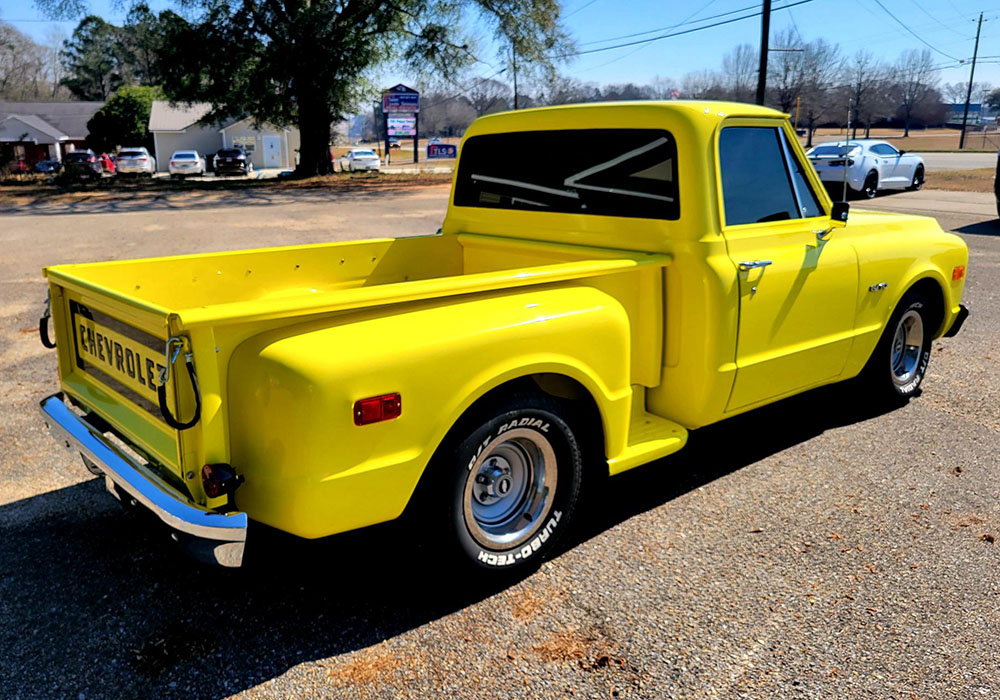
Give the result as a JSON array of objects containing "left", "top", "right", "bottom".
[{"left": 5, "top": 0, "right": 1000, "bottom": 92}]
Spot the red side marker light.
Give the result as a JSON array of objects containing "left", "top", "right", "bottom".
[
  {"left": 354, "top": 393, "right": 402, "bottom": 425},
  {"left": 952, "top": 266, "right": 966, "bottom": 281}
]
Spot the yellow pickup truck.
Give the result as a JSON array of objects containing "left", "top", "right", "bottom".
[{"left": 37, "top": 101, "right": 969, "bottom": 572}]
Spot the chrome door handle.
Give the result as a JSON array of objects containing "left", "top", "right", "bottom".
[
  {"left": 814, "top": 227, "right": 834, "bottom": 241},
  {"left": 738, "top": 260, "right": 772, "bottom": 271}
]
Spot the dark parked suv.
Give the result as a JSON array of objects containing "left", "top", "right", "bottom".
[
  {"left": 214, "top": 148, "right": 253, "bottom": 176},
  {"left": 63, "top": 150, "right": 103, "bottom": 180}
]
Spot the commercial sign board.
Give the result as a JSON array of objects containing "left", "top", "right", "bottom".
[
  {"left": 383, "top": 84, "right": 420, "bottom": 113},
  {"left": 387, "top": 115, "right": 417, "bottom": 136},
  {"left": 427, "top": 143, "right": 457, "bottom": 159}
]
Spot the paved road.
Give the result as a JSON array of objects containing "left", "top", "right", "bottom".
[
  {"left": 1, "top": 187, "right": 998, "bottom": 699},
  {"left": 919, "top": 152, "right": 996, "bottom": 171}
]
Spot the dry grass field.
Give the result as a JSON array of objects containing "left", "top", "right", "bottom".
[
  {"left": 926, "top": 168, "right": 995, "bottom": 193},
  {"left": 803, "top": 126, "right": 1000, "bottom": 152}
]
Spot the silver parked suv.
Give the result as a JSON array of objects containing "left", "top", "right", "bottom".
[{"left": 116, "top": 147, "right": 156, "bottom": 177}]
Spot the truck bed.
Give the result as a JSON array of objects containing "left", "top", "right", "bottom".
[
  {"left": 43, "top": 232, "right": 670, "bottom": 484},
  {"left": 46, "top": 233, "right": 667, "bottom": 329}
]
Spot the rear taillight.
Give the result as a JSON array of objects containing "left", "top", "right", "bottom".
[
  {"left": 87, "top": 156, "right": 95, "bottom": 162},
  {"left": 354, "top": 393, "right": 402, "bottom": 425},
  {"left": 953, "top": 265, "right": 966, "bottom": 281},
  {"left": 202, "top": 463, "right": 243, "bottom": 498}
]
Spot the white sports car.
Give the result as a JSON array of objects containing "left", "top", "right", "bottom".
[{"left": 806, "top": 139, "right": 925, "bottom": 199}]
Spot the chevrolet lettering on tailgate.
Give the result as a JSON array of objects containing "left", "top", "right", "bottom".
[{"left": 73, "top": 308, "right": 166, "bottom": 403}]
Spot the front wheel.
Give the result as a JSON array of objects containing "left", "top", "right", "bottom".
[
  {"left": 434, "top": 396, "right": 583, "bottom": 575},
  {"left": 907, "top": 166, "right": 924, "bottom": 191},
  {"left": 856, "top": 290, "right": 932, "bottom": 404}
]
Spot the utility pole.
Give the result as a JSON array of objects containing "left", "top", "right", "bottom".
[
  {"left": 959, "top": 12, "right": 984, "bottom": 150},
  {"left": 755, "top": 0, "right": 771, "bottom": 105},
  {"left": 512, "top": 46, "right": 519, "bottom": 110}
]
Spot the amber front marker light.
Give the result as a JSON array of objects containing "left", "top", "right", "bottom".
[
  {"left": 354, "top": 393, "right": 402, "bottom": 425},
  {"left": 953, "top": 266, "right": 966, "bottom": 281}
]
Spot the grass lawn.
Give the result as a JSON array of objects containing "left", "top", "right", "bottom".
[{"left": 926, "top": 168, "right": 996, "bottom": 193}]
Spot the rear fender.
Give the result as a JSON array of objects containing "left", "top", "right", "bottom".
[{"left": 227, "top": 285, "right": 633, "bottom": 538}]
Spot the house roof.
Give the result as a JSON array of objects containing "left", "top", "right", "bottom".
[
  {"left": 149, "top": 101, "right": 218, "bottom": 132},
  {"left": 2, "top": 114, "right": 67, "bottom": 140},
  {"left": 0, "top": 101, "right": 104, "bottom": 140}
]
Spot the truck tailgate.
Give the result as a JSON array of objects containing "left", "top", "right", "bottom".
[{"left": 45, "top": 277, "right": 183, "bottom": 477}]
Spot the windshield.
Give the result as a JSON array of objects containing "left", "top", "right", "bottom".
[
  {"left": 354, "top": 150, "right": 377, "bottom": 157},
  {"left": 809, "top": 144, "right": 860, "bottom": 157}
]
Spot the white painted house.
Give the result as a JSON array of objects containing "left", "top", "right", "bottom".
[{"left": 148, "top": 101, "right": 300, "bottom": 172}]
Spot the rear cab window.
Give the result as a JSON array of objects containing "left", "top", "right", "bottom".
[
  {"left": 718, "top": 125, "right": 824, "bottom": 226},
  {"left": 454, "top": 129, "right": 679, "bottom": 220}
]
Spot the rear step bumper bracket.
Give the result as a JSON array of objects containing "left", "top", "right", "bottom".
[{"left": 38, "top": 392, "right": 247, "bottom": 567}]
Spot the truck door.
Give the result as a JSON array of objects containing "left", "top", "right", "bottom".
[{"left": 718, "top": 123, "right": 858, "bottom": 411}]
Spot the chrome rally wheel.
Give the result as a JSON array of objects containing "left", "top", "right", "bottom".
[
  {"left": 890, "top": 309, "right": 924, "bottom": 388},
  {"left": 463, "top": 428, "right": 557, "bottom": 550}
]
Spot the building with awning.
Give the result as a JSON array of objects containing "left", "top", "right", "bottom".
[{"left": 0, "top": 101, "right": 103, "bottom": 165}]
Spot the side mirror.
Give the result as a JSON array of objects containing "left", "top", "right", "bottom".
[
  {"left": 898, "top": 149, "right": 906, "bottom": 155},
  {"left": 831, "top": 201, "right": 850, "bottom": 226}
]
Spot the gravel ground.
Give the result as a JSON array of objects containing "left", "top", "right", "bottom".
[{"left": 1, "top": 186, "right": 998, "bottom": 699}]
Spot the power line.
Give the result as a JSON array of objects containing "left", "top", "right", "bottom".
[
  {"left": 579, "top": 1, "right": 773, "bottom": 47},
  {"left": 420, "top": 68, "right": 509, "bottom": 110},
  {"left": 564, "top": 0, "right": 603, "bottom": 19},
  {"left": 555, "top": 0, "right": 819, "bottom": 59},
  {"left": 870, "top": 0, "right": 961, "bottom": 61}
]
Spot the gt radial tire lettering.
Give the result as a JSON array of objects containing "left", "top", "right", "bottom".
[
  {"left": 498, "top": 417, "right": 550, "bottom": 434},
  {"left": 476, "top": 510, "right": 563, "bottom": 566}
]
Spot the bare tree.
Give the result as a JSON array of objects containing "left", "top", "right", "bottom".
[
  {"left": 467, "top": 78, "right": 511, "bottom": 116},
  {"left": 943, "top": 81, "right": 968, "bottom": 104},
  {"left": 842, "top": 50, "right": 885, "bottom": 139},
  {"left": 647, "top": 75, "right": 679, "bottom": 100},
  {"left": 681, "top": 70, "right": 727, "bottom": 99},
  {"left": 798, "top": 38, "right": 841, "bottom": 146},
  {"left": 893, "top": 49, "right": 937, "bottom": 136},
  {"left": 721, "top": 43, "right": 756, "bottom": 103},
  {"left": 768, "top": 29, "right": 807, "bottom": 113}
]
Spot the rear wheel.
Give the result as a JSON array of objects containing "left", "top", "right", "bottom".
[
  {"left": 431, "top": 395, "right": 583, "bottom": 575},
  {"left": 857, "top": 290, "right": 932, "bottom": 404},
  {"left": 907, "top": 166, "right": 924, "bottom": 191},
  {"left": 862, "top": 171, "right": 878, "bottom": 199}
]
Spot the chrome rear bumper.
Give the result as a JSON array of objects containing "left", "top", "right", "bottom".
[{"left": 38, "top": 393, "right": 247, "bottom": 567}]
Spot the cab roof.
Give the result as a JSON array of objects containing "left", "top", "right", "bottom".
[{"left": 469, "top": 100, "right": 788, "bottom": 133}]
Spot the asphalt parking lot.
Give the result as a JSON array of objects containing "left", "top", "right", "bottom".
[{"left": 1, "top": 185, "right": 998, "bottom": 699}]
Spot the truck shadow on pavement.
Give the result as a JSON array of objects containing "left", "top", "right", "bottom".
[{"left": 0, "top": 381, "right": 896, "bottom": 699}]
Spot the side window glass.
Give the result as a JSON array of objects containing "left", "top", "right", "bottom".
[
  {"left": 719, "top": 127, "right": 799, "bottom": 225},
  {"left": 779, "top": 130, "right": 823, "bottom": 218}
]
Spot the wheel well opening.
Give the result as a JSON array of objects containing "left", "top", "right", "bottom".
[
  {"left": 402, "top": 373, "right": 608, "bottom": 521},
  {"left": 907, "top": 277, "right": 945, "bottom": 336}
]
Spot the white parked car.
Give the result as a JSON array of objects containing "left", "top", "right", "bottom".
[
  {"left": 116, "top": 147, "right": 156, "bottom": 177},
  {"left": 338, "top": 148, "right": 381, "bottom": 172},
  {"left": 168, "top": 150, "right": 206, "bottom": 178},
  {"left": 807, "top": 139, "right": 925, "bottom": 199}
]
